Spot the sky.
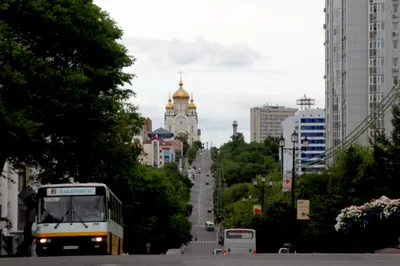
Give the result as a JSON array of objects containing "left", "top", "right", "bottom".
[{"left": 94, "top": 0, "right": 325, "bottom": 147}]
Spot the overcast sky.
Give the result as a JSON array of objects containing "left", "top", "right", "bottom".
[{"left": 94, "top": 0, "right": 325, "bottom": 147}]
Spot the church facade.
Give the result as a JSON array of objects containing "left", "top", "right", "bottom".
[{"left": 164, "top": 78, "right": 200, "bottom": 144}]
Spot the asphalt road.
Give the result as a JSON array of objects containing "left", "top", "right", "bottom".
[
  {"left": 3, "top": 254, "right": 400, "bottom": 266},
  {"left": 184, "top": 150, "right": 220, "bottom": 255}
]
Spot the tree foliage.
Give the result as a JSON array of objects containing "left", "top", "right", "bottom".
[
  {"left": 214, "top": 133, "right": 280, "bottom": 186},
  {"left": 175, "top": 134, "right": 190, "bottom": 157},
  {"left": 187, "top": 140, "right": 203, "bottom": 165},
  {"left": 215, "top": 105, "right": 400, "bottom": 253},
  {"left": 0, "top": 0, "right": 136, "bottom": 180},
  {"left": 122, "top": 163, "right": 192, "bottom": 254},
  {"left": 0, "top": 0, "right": 192, "bottom": 255}
]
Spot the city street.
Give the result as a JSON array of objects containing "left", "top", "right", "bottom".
[
  {"left": 2, "top": 254, "right": 400, "bottom": 266},
  {"left": 184, "top": 150, "right": 220, "bottom": 255}
]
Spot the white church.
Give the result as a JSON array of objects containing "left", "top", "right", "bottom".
[{"left": 164, "top": 78, "right": 201, "bottom": 144}]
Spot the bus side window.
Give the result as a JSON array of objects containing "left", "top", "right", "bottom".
[
  {"left": 120, "top": 205, "right": 123, "bottom": 225},
  {"left": 111, "top": 197, "right": 115, "bottom": 221},
  {"left": 113, "top": 197, "right": 116, "bottom": 222},
  {"left": 116, "top": 201, "right": 120, "bottom": 224}
]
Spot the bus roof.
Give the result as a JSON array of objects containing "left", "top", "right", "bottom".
[
  {"left": 38, "top": 183, "right": 122, "bottom": 203},
  {"left": 224, "top": 228, "right": 255, "bottom": 232},
  {"left": 206, "top": 221, "right": 214, "bottom": 225},
  {"left": 38, "top": 182, "right": 107, "bottom": 188}
]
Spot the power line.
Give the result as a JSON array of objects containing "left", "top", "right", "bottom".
[{"left": 300, "top": 81, "right": 400, "bottom": 168}]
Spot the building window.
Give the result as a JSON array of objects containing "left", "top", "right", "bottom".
[
  {"left": 168, "top": 126, "right": 172, "bottom": 132},
  {"left": 369, "top": 57, "right": 384, "bottom": 67},
  {"left": 369, "top": 22, "right": 384, "bottom": 31}
]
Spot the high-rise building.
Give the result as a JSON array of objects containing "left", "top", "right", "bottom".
[
  {"left": 250, "top": 104, "right": 298, "bottom": 142},
  {"left": 281, "top": 108, "right": 326, "bottom": 175},
  {"left": 324, "top": 0, "right": 399, "bottom": 150}
]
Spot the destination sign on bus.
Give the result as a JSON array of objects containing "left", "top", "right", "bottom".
[
  {"left": 46, "top": 187, "right": 96, "bottom": 196},
  {"left": 226, "top": 230, "right": 254, "bottom": 239}
]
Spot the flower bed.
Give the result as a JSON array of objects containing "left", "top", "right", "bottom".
[{"left": 334, "top": 196, "right": 400, "bottom": 232}]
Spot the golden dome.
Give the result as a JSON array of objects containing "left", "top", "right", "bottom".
[
  {"left": 166, "top": 93, "right": 174, "bottom": 109},
  {"left": 188, "top": 93, "right": 197, "bottom": 109},
  {"left": 172, "top": 79, "right": 190, "bottom": 100}
]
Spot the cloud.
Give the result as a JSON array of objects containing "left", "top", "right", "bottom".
[{"left": 122, "top": 37, "right": 266, "bottom": 68}]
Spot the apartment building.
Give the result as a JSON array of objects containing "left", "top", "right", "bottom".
[
  {"left": 324, "top": 0, "right": 400, "bottom": 150},
  {"left": 250, "top": 104, "right": 298, "bottom": 142}
]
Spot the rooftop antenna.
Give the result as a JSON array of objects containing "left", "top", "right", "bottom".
[{"left": 296, "top": 94, "right": 315, "bottom": 110}]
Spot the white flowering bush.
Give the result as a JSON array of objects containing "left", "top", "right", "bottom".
[{"left": 334, "top": 196, "right": 400, "bottom": 232}]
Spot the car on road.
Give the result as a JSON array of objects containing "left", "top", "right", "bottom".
[
  {"left": 213, "top": 249, "right": 222, "bottom": 255},
  {"left": 205, "top": 180, "right": 209, "bottom": 185},
  {"left": 206, "top": 172, "right": 210, "bottom": 176},
  {"left": 197, "top": 168, "right": 202, "bottom": 173},
  {"left": 207, "top": 208, "right": 212, "bottom": 213},
  {"left": 165, "top": 248, "right": 183, "bottom": 255}
]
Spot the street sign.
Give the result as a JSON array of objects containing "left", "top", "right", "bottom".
[
  {"left": 282, "top": 173, "right": 291, "bottom": 192},
  {"left": 253, "top": 205, "right": 262, "bottom": 214},
  {"left": 297, "top": 200, "right": 310, "bottom": 220}
]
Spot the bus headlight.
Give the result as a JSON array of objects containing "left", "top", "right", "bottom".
[
  {"left": 39, "top": 238, "right": 51, "bottom": 244},
  {"left": 91, "top": 237, "right": 105, "bottom": 242}
]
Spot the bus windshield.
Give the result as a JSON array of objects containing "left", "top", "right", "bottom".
[{"left": 38, "top": 195, "right": 106, "bottom": 223}]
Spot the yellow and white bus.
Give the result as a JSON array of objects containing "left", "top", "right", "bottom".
[{"left": 35, "top": 183, "right": 123, "bottom": 256}]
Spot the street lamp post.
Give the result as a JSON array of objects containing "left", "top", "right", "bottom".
[
  {"left": 279, "top": 131, "right": 309, "bottom": 219},
  {"left": 253, "top": 177, "right": 273, "bottom": 212}
]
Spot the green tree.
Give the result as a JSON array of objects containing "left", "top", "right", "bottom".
[
  {"left": 211, "top": 147, "right": 218, "bottom": 161},
  {"left": 187, "top": 146, "right": 197, "bottom": 165},
  {"left": 371, "top": 103, "right": 400, "bottom": 199},
  {"left": 216, "top": 134, "right": 280, "bottom": 186},
  {"left": 192, "top": 140, "right": 204, "bottom": 150},
  {"left": 124, "top": 164, "right": 192, "bottom": 254},
  {"left": 0, "top": 0, "right": 144, "bottom": 256},
  {"left": 0, "top": 0, "right": 136, "bottom": 178},
  {"left": 176, "top": 134, "right": 190, "bottom": 156},
  {"left": 295, "top": 145, "right": 375, "bottom": 252}
]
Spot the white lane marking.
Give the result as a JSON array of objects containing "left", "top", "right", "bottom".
[
  {"left": 197, "top": 155, "right": 203, "bottom": 225},
  {"left": 189, "top": 241, "right": 217, "bottom": 244}
]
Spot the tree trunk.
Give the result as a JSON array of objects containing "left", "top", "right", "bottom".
[
  {"left": 15, "top": 221, "right": 33, "bottom": 257},
  {"left": 15, "top": 203, "right": 36, "bottom": 257}
]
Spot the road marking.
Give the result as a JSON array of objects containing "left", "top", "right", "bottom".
[
  {"left": 189, "top": 241, "right": 217, "bottom": 244},
  {"left": 192, "top": 224, "right": 206, "bottom": 227},
  {"left": 197, "top": 156, "right": 203, "bottom": 225}
]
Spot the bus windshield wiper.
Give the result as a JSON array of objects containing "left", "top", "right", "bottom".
[
  {"left": 73, "top": 211, "right": 88, "bottom": 228},
  {"left": 54, "top": 210, "right": 69, "bottom": 229}
]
